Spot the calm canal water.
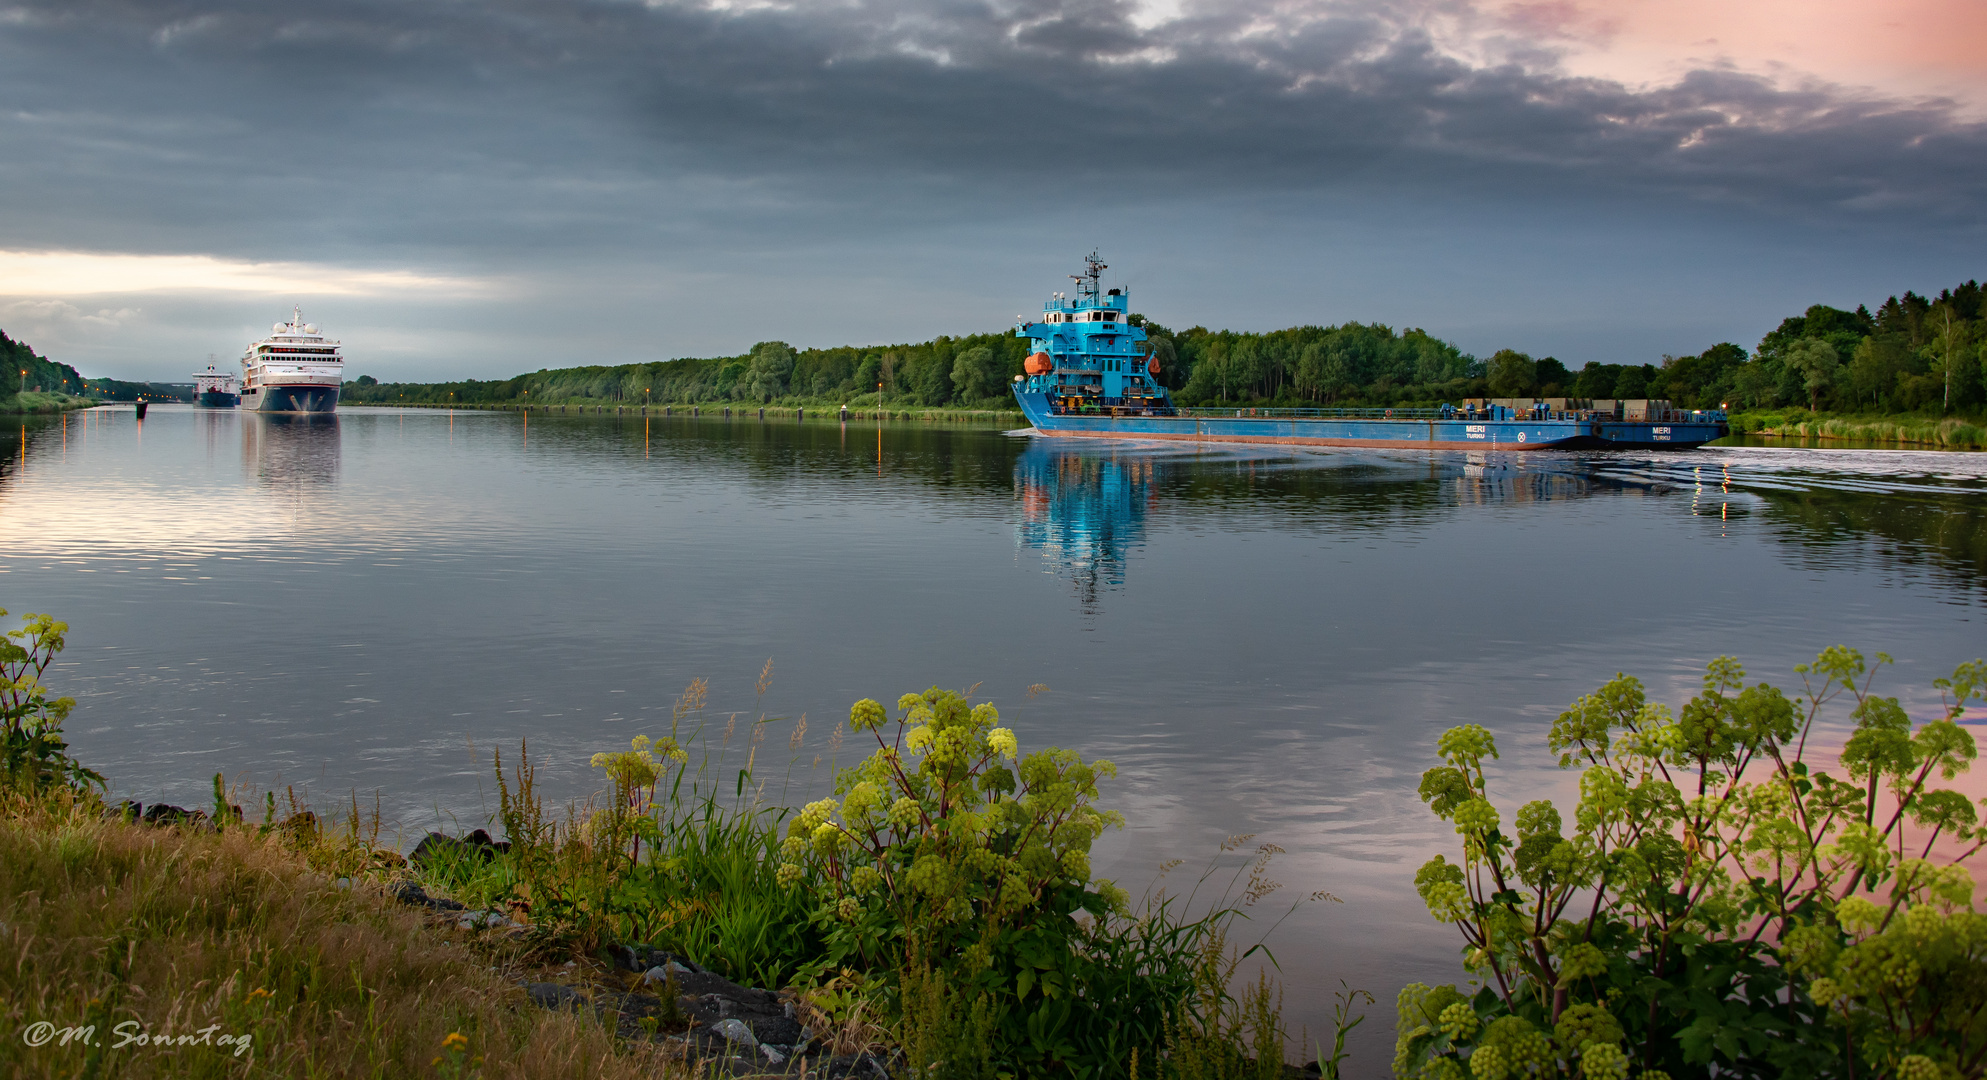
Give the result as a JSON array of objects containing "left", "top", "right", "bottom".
[{"left": 5, "top": 405, "right": 1984, "bottom": 1072}]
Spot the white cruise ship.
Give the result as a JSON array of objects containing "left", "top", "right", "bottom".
[{"left": 241, "top": 307, "right": 343, "bottom": 413}]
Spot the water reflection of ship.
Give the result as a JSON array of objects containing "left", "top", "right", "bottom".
[
  {"left": 241, "top": 412, "right": 340, "bottom": 489},
  {"left": 1014, "top": 444, "right": 1154, "bottom": 610},
  {"left": 1451, "top": 452, "right": 1635, "bottom": 507}
]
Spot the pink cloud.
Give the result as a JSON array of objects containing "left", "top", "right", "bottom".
[{"left": 1498, "top": 0, "right": 1987, "bottom": 104}]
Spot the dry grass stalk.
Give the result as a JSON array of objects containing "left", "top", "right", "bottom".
[{"left": 0, "top": 797, "right": 681, "bottom": 1079}]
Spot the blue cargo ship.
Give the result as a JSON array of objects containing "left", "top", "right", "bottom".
[{"left": 1011, "top": 256, "right": 1728, "bottom": 451}]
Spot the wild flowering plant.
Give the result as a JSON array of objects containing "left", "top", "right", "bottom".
[
  {"left": 778, "top": 686, "right": 1127, "bottom": 946},
  {"left": 776, "top": 686, "right": 1135, "bottom": 1074},
  {"left": 0, "top": 609, "right": 101, "bottom": 794},
  {"left": 1398, "top": 649, "right": 1986, "bottom": 1080},
  {"left": 590, "top": 734, "right": 689, "bottom": 862}
]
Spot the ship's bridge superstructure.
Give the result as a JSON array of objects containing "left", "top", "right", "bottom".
[{"left": 1014, "top": 253, "right": 1171, "bottom": 415}]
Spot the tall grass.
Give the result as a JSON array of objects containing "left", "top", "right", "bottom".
[
  {"left": 0, "top": 791, "right": 662, "bottom": 1080},
  {"left": 0, "top": 391, "right": 96, "bottom": 415},
  {"left": 1728, "top": 409, "right": 1987, "bottom": 447}
]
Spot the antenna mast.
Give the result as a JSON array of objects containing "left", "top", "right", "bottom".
[{"left": 1069, "top": 251, "right": 1106, "bottom": 303}]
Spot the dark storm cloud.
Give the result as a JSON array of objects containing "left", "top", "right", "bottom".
[{"left": 2, "top": 0, "right": 1983, "bottom": 263}]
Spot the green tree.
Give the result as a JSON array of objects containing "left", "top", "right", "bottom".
[
  {"left": 1144, "top": 335, "right": 1179, "bottom": 391},
  {"left": 949, "top": 346, "right": 1003, "bottom": 402},
  {"left": 1486, "top": 350, "right": 1537, "bottom": 398},
  {"left": 1573, "top": 363, "right": 1619, "bottom": 400},
  {"left": 1847, "top": 335, "right": 1911, "bottom": 411},
  {"left": 1929, "top": 309, "right": 1978, "bottom": 413},
  {"left": 1757, "top": 304, "right": 1874, "bottom": 365},
  {"left": 714, "top": 360, "right": 747, "bottom": 399},
  {"left": 1534, "top": 357, "right": 1570, "bottom": 396},
  {"left": 1613, "top": 364, "right": 1652, "bottom": 399},
  {"left": 1784, "top": 337, "right": 1842, "bottom": 412},
  {"left": 744, "top": 341, "right": 795, "bottom": 402},
  {"left": 1731, "top": 360, "right": 1781, "bottom": 409}
]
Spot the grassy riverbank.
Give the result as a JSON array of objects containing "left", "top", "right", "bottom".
[
  {"left": 0, "top": 392, "right": 98, "bottom": 415},
  {"left": 0, "top": 795, "right": 655, "bottom": 1080},
  {"left": 1727, "top": 408, "right": 1986, "bottom": 448}
]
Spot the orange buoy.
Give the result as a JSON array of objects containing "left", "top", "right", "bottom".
[
  {"left": 1146, "top": 355, "right": 1161, "bottom": 375},
  {"left": 1024, "top": 352, "right": 1053, "bottom": 376}
]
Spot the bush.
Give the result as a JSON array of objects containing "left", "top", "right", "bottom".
[
  {"left": 777, "top": 687, "right": 1311, "bottom": 1079},
  {"left": 1399, "top": 649, "right": 1986, "bottom": 1080},
  {"left": 0, "top": 609, "right": 102, "bottom": 795}
]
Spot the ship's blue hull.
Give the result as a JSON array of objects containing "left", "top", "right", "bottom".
[
  {"left": 1014, "top": 391, "right": 1724, "bottom": 450},
  {"left": 195, "top": 390, "right": 239, "bottom": 408}
]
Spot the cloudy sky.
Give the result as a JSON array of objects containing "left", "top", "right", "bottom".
[{"left": 3, "top": 0, "right": 1984, "bottom": 382}]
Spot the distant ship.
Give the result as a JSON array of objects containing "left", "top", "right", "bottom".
[
  {"left": 241, "top": 307, "right": 342, "bottom": 413},
  {"left": 192, "top": 358, "right": 239, "bottom": 408},
  {"left": 1012, "top": 255, "right": 1728, "bottom": 450}
]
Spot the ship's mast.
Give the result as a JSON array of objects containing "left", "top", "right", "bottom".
[{"left": 1069, "top": 252, "right": 1106, "bottom": 304}]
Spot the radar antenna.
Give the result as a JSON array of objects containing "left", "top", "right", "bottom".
[{"left": 1069, "top": 251, "right": 1106, "bottom": 302}]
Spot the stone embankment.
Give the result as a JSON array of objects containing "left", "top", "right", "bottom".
[{"left": 398, "top": 828, "right": 897, "bottom": 1079}]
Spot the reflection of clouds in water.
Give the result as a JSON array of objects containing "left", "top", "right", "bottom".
[{"left": 5, "top": 408, "right": 461, "bottom": 559}]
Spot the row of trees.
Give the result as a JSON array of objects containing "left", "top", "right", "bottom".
[
  {"left": 1457, "top": 281, "right": 1985, "bottom": 414},
  {"left": 340, "top": 331, "right": 1037, "bottom": 409},
  {"left": 1149, "top": 279, "right": 1984, "bottom": 414},
  {"left": 1740, "top": 282, "right": 1986, "bottom": 413},
  {"left": 0, "top": 331, "right": 90, "bottom": 405},
  {"left": 333, "top": 275, "right": 1980, "bottom": 416},
  {"left": 0, "top": 330, "right": 192, "bottom": 404}
]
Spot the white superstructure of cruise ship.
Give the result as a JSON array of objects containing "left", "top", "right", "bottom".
[{"left": 241, "top": 307, "right": 342, "bottom": 413}]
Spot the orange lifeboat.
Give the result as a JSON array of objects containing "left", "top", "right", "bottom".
[
  {"left": 1024, "top": 352, "right": 1053, "bottom": 376},
  {"left": 1146, "top": 355, "right": 1161, "bottom": 375}
]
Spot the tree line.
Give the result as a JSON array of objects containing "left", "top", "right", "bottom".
[
  {"left": 341, "top": 277, "right": 1982, "bottom": 417},
  {"left": 1, "top": 330, "right": 189, "bottom": 404},
  {"left": 0, "top": 331, "right": 86, "bottom": 404},
  {"left": 339, "top": 331, "right": 1036, "bottom": 409},
  {"left": 10, "top": 274, "right": 1976, "bottom": 416},
  {"left": 1148, "top": 277, "right": 1984, "bottom": 414}
]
